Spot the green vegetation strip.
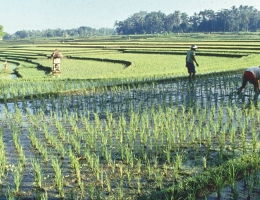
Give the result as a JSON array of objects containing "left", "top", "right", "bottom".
[
  {"left": 141, "top": 153, "right": 260, "bottom": 199},
  {"left": 121, "top": 50, "right": 248, "bottom": 57},
  {"left": 68, "top": 55, "right": 132, "bottom": 67}
]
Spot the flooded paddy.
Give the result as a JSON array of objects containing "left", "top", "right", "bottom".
[
  {"left": 0, "top": 63, "right": 18, "bottom": 79},
  {"left": 0, "top": 72, "right": 260, "bottom": 199}
]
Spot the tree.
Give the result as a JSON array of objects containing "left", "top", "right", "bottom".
[
  {"left": 248, "top": 7, "right": 260, "bottom": 31},
  {"left": 179, "top": 13, "right": 190, "bottom": 32},
  {"left": 144, "top": 11, "right": 166, "bottom": 34},
  {"left": 189, "top": 12, "right": 200, "bottom": 32},
  {"left": 198, "top": 9, "right": 215, "bottom": 32},
  {"left": 128, "top": 11, "right": 147, "bottom": 34},
  {"left": 165, "top": 13, "right": 175, "bottom": 32},
  {"left": 3, "top": 33, "right": 13, "bottom": 40},
  {"left": 230, "top": 6, "right": 240, "bottom": 31},
  {"left": 216, "top": 9, "right": 231, "bottom": 32},
  {"left": 0, "top": 25, "right": 4, "bottom": 38},
  {"left": 14, "top": 30, "right": 29, "bottom": 39}
]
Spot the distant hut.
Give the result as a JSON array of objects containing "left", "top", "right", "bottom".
[{"left": 51, "top": 49, "right": 63, "bottom": 74}]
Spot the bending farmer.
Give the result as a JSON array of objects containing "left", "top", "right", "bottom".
[
  {"left": 186, "top": 45, "right": 199, "bottom": 81},
  {"left": 239, "top": 67, "right": 260, "bottom": 93}
]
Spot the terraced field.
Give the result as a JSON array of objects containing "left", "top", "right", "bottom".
[{"left": 1, "top": 33, "right": 260, "bottom": 199}]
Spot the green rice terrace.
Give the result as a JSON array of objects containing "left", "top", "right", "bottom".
[{"left": 1, "top": 33, "right": 260, "bottom": 199}]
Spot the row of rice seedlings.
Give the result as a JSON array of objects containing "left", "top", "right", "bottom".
[
  {"left": 0, "top": 72, "right": 250, "bottom": 125},
  {"left": 0, "top": 112, "right": 254, "bottom": 198},
  {"left": 0, "top": 71, "right": 241, "bottom": 109},
  {"left": 31, "top": 158, "right": 43, "bottom": 189},
  {"left": 1, "top": 73, "right": 260, "bottom": 198},
  {"left": 5, "top": 94, "right": 256, "bottom": 151},
  {"left": 27, "top": 119, "right": 70, "bottom": 197},
  {"left": 44, "top": 96, "right": 256, "bottom": 160},
  {"left": 0, "top": 127, "right": 6, "bottom": 184},
  {"left": 13, "top": 163, "right": 23, "bottom": 194},
  {"left": 51, "top": 157, "right": 64, "bottom": 198},
  {"left": 28, "top": 112, "right": 98, "bottom": 197},
  {"left": 44, "top": 104, "right": 258, "bottom": 198},
  {"left": 10, "top": 126, "right": 26, "bottom": 166},
  {"left": 211, "top": 153, "right": 260, "bottom": 199},
  {"left": 31, "top": 111, "right": 172, "bottom": 197}
]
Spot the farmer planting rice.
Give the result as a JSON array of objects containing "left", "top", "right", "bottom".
[
  {"left": 185, "top": 44, "right": 199, "bottom": 81},
  {"left": 239, "top": 67, "right": 260, "bottom": 93}
]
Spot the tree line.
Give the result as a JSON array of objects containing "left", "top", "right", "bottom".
[
  {"left": 2, "top": 4, "right": 260, "bottom": 40},
  {"left": 3, "top": 27, "right": 116, "bottom": 40},
  {"left": 115, "top": 5, "right": 260, "bottom": 34}
]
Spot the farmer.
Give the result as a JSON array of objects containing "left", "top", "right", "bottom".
[
  {"left": 239, "top": 67, "right": 260, "bottom": 93},
  {"left": 186, "top": 45, "right": 199, "bottom": 81},
  {"left": 51, "top": 49, "right": 63, "bottom": 72},
  {"left": 3, "top": 60, "right": 7, "bottom": 70}
]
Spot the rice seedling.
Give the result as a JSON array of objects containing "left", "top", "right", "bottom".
[
  {"left": 146, "top": 161, "right": 152, "bottom": 181},
  {"left": 31, "top": 158, "right": 43, "bottom": 188},
  {"left": 51, "top": 157, "right": 64, "bottom": 197},
  {"left": 0, "top": 128, "right": 6, "bottom": 183},
  {"left": 6, "top": 186, "right": 15, "bottom": 200},
  {"left": 105, "top": 172, "right": 111, "bottom": 194},
  {"left": 246, "top": 173, "right": 255, "bottom": 200},
  {"left": 174, "top": 153, "right": 183, "bottom": 170},
  {"left": 117, "top": 180, "right": 124, "bottom": 199},
  {"left": 119, "top": 162, "right": 123, "bottom": 178},
  {"left": 137, "top": 176, "right": 142, "bottom": 195},
  {"left": 228, "top": 164, "right": 237, "bottom": 193},
  {"left": 214, "top": 171, "right": 225, "bottom": 199},
  {"left": 88, "top": 183, "right": 95, "bottom": 200},
  {"left": 13, "top": 168, "right": 22, "bottom": 194},
  {"left": 154, "top": 169, "right": 163, "bottom": 190}
]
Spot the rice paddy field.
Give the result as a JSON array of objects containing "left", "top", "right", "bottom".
[{"left": 1, "top": 33, "right": 260, "bottom": 199}]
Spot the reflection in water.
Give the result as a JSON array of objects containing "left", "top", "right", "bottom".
[
  {"left": 0, "top": 64, "right": 18, "bottom": 79},
  {"left": 0, "top": 72, "right": 258, "bottom": 119},
  {"left": 0, "top": 72, "right": 17, "bottom": 79}
]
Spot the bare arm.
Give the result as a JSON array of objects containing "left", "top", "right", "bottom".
[{"left": 192, "top": 55, "right": 199, "bottom": 66}]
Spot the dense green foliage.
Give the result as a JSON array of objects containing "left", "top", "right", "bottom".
[
  {"left": 115, "top": 5, "right": 260, "bottom": 34},
  {"left": 0, "top": 25, "right": 4, "bottom": 39},
  {"left": 3, "top": 26, "right": 115, "bottom": 40}
]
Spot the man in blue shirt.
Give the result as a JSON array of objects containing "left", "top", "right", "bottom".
[{"left": 186, "top": 45, "right": 199, "bottom": 81}]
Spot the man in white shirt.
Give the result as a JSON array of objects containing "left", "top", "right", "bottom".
[{"left": 186, "top": 45, "right": 199, "bottom": 81}]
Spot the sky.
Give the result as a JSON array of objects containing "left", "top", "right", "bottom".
[{"left": 1, "top": 0, "right": 260, "bottom": 34}]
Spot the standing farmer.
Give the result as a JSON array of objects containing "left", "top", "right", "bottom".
[
  {"left": 239, "top": 67, "right": 260, "bottom": 93},
  {"left": 186, "top": 45, "right": 199, "bottom": 81},
  {"left": 3, "top": 60, "right": 7, "bottom": 70}
]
